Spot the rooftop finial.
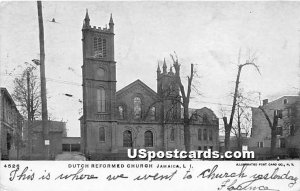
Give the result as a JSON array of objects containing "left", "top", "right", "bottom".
[
  {"left": 109, "top": 13, "right": 114, "bottom": 24},
  {"left": 163, "top": 58, "right": 167, "bottom": 73},
  {"left": 83, "top": 9, "right": 90, "bottom": 28},
  {"left": 85, "top": 9, "right": 90, "bottom": 21},
  {"left": 157, "top": 63, "right": 161, "bottom": 73},
  {"left": 109, "top": 13, "right": 114, "bottom": 32}
]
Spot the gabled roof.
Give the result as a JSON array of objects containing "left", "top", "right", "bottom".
[
  {"left": 267, "top": 95, "right": 299, "bottom": 104},
  {"left": 0, "top": 87, "right": 16, "bottom": 107},
  {"left": 116, "top": 79, "right": 157, "bottom": 97},
  {"left": 180, "top": 107, "right": 218, "bottom": 119},
  {"left": 0, "top": 87, "right": 23, "bottom": 118},
  {"left": 258, "top": 95, "right": 300, "bottom": 109}
]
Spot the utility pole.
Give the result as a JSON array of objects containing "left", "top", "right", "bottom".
[
  {"left": 0, "top": 90, "right": 2, "bottom": 159},
  {"left": 37, "top": 1, "right": 49, "bottom": 160}
]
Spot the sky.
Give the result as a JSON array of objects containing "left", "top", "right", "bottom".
[{"left": 0, "top": 1, "right": 299, "bottom": 137}]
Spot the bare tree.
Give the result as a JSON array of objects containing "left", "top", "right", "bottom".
[
  {"left": 12, "top": 66, "right": 41, "bottom": 158},
  {"left": 223, "top": 50, "right": 260, "bottom": 151},
  {"left": 12, "top": 66, "right": 41, "bottom": 121},
  {"left": 219, "top": 91, "right": 252, "bottom": 151},
  {"left": 232, "top": 95, "right": 252, "bottom": 150},
  {"left": 171, "top": 53, "right": 195, "bottom": 152}
]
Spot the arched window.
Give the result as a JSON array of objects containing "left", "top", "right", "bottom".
[
  {"left": 209, "top": 129, "right": 213, "bottom": 141},
  {"left": 99, "top": 127, "right": 105, "bottom": 142},
  {"left": 118, "top": 106, "right": 124, "bottom": 119},
  {"left": 203, "top": 129, "right": 207, "bottom": 140},
  {"left": 150, "top": 107, "right": 156, "bottom": 120},
  {"left": 123, "top": 130, "right": 132, "bottom": 147},
  {"left": 170, "top": 128, "right": 175, "bottom": 141},
  {"left": 96, "top": 68, "right": 105, "bottom": 79},
  {"left": 144, "top": 131, "right": 153, "bottom": 147},
  {"left": 97, "top": 88, "right": 105, "bottom": 112},
  {"left": 134, "top": 97, "right": 142, "bottom": 119},
  {"left": 94, "top": 37, "right": 107, "bottom": 58},
  {"left": 198, "top": 129, "right": 202, "bottom": 141}
]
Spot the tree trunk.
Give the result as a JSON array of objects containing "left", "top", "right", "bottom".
[
  {"left": 270, "top": 113, "right": 278, "bottom": 156},
  {"left": 270, "top": 127, "right": 276, "bottom": 156},
  {"left": 224, "top": 125, "right": 231, "bottom": 152},
  {"left": 259, "top": 107, "right": 279, "bottom": 156},
  {"left": 224, "top": 62, "right": 260, "bottom": 152},
  {"left": 26, "top": 71, "right": 32, "bottom": 159},
  {"left": 224, "top": 66, "right": 242, "bottom": 151},
  {"left": 183, "top": 105, "right": 190, "bottom": 152},
  {"left": 237, "top": 104, "right": 242, "bottom": 151}
]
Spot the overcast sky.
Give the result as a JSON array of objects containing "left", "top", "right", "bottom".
[{"left": 1, "top": 1, "right": 299, "bottom": 137}]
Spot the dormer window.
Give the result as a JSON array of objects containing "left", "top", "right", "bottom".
[
  {"left": 94, "top": 36, "right": 107, "bottom": 58},
  {"left": 203, "top": 113, "right": 209, "bottom": 123}
]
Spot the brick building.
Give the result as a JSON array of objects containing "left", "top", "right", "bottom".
[
  {"left": 250, "top": 96, "right": 300, "bottom": 159},
  {"left": 80, "top": 12, "right": 219, "bottom": 160},
  {"left": 22, "top": 120, "right": 67, "bottom": 159},
  {"left": 0, "top": 87, "right": 23, "bottom": 160}
]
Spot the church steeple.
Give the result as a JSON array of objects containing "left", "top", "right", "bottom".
[{"left": 83, "top": 9, "right": 90, "bottom": 28}]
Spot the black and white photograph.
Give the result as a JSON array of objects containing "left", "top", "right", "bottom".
[{"left": 0, "top": 1, "right": 300, "bottom": 191}]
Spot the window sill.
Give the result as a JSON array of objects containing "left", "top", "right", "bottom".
[{"left": 97, "top": 112, "right": 108, "bottom": 114}]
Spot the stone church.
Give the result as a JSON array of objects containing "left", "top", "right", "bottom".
[{"left": 80, "top": 11, "right": 219, "bottom": 160}]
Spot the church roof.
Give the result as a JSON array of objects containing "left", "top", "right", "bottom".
[
  {"left": 116, "top": 79, "right": 157, "bottom": 97},
  {"left": 181, "top": 107, "right": 218, "bottom": 120}
]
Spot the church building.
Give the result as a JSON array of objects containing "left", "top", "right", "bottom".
[{"left": 80, "top": 11, "right": 219, "bottom": 160}]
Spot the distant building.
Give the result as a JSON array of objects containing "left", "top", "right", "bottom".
[
  {"left": 22, "top": 120, "right": 67, "bottom": 159},
  {"left": 229, "top": 134, "right": 251, "bottom": 152},
  {"left": 79, "top": 12, "right": 219, "bottom": 160},
  {"left": 219, "top": 135, "right": 250, "bottom": 153},
  {"left": 0, "top": 87, "right": 23, "bottom": 160},
  {"left": 250, "top": 96, "right": 300, "bottom": 159},
  {"left": 62, "top": 137, "right": 81, "bottom": 152}
]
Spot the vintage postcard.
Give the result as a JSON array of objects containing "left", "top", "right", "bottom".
[{"left": 0, "top": 1, "right": 300, "bottom": 191}]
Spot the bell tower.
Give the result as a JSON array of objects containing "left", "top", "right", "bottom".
[
  {"left": 157, "top": 59, "right": 181, "bottom": 122},
  {"left": 82, "top": 10, "right": 116, "bottom": 121},
  {"left": 81, "top": 10, "right": 117, "bottom": 155}
]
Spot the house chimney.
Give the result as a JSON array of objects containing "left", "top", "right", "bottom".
[{"left": 263, "top": 99, "right": 268, "bottom": 106}]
